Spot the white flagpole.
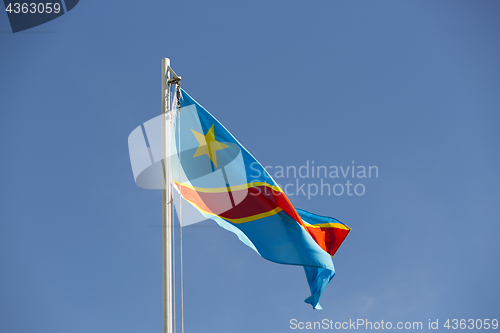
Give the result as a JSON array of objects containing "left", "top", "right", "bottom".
[{"left": 162, "top": 58, "right": 173, "bottom": 333}]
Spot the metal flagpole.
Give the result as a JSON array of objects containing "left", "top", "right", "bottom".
[
  {"left": 162, "top": 58, "right": 173, "bottom": 333},
  {"left": 162, "top": 58, "right": 181, "bottom": 333}
]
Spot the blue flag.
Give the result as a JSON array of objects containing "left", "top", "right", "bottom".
[{"left": 171, "top": 88, "right": 350, "bottom": 309}]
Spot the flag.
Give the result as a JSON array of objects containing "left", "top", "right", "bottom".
[{"left": 171, "top": 88, "right": 350, "bottom": 309}]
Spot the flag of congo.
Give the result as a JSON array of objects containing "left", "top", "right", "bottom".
[{"left": 170, "top": 88, "right": 350, "bottom": 309}]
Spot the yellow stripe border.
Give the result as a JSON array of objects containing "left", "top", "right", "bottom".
[
  {"left": 175, "top": 180, "right": 283, "bottom": 194},
  {"left": 303, "top": 222, "right": 351, "bottom": 231}
]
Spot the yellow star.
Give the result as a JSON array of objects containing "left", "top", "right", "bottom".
[{"left": 191, "top": 124, "right": 229, "bottom": 168}]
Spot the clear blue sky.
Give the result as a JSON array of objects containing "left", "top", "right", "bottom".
[{"left": 1, "top": 1, "right": 499, "bottom": 332}]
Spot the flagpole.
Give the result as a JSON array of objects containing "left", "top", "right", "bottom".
[{"left": 162, "top": 58, "right": 173, "bottom": 333}]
